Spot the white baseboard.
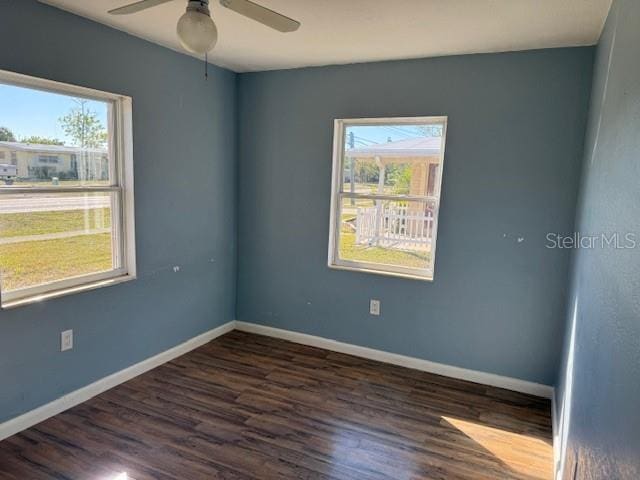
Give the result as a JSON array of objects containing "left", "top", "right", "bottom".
[
  {"left": 235, "top": 321, "right": 554, "bottom": 399},
  {"left": 1, "top": 319, "right": 555, "bottom": 442},
  {"left": 0, "top": 320, "right": 236, "bottom": 442}
]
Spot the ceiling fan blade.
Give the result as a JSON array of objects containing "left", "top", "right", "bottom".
[
  {"left": 108, "top": 0, "right": 174, "bottom": 15},
  {"left": 219, "top": 0, "right": 300, "bottom": 32}
]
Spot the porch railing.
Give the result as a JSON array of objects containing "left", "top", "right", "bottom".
[{"left": 355, "top": 203, "right": 434, "bottom": 248}]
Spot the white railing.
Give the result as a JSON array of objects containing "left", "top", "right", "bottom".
[{"left": 355, "top": 203, "right": 434, "bottom": 248}]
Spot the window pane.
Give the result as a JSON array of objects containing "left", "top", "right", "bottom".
[
  {"left": 342, "top": 123, "right": 444, "bottom": 196},
  {"left": 0, "top": 83, "right": 112, "bottom": 188},
  {"left": 0, "top": 192, "right": 119, "bottom": 293},
  {"left": 338, "top": 197, "right": 437, "bottom": 272}
]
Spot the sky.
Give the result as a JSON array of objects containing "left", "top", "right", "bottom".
[
  {"left": 346, "top": 124, "right": 442, "bottom": 149},
  {"left": 0, "top": 80, "right": 436, "bottom": 149},
  {"left": 0, "top": 83, "right": 108, "bottom": 146}
]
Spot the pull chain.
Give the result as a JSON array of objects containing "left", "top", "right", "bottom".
[{"left": 204, "top": 52, "right": 208, "bottom": 79}]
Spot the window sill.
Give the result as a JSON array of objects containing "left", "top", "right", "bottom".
[
  {"left": 328, "top": 263, "right": 434, "bottom": 282},
  {"left": 1, "top": 274, "right": 136, "bottom": 310}
]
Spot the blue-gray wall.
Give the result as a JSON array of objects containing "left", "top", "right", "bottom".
[
  {"left": 0, "top": 0, "right": 604, "bottom": 431},
  {"left": 237, "top": 48, "right": 594, "bottom": 385},
  {"left": 0, "top": 1, "right": 237, "bottom": 422},
  {"left": 556, "top": 0, "right": 640, "bottom": 478}
]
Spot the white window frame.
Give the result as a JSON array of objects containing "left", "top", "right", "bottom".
[
  {"left": 0, "top": 69, "right": 136, "bottom": 308},
  {"left": 328, "top": 116, "right": 447, "bottom": 281}
]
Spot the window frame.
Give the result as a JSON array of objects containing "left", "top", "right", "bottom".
[
  {"left": 0, "top": 69, "right": 136, "bottom": 308},
  {"left": 327, "top": 116, "right": 447, "bottom": 281}
]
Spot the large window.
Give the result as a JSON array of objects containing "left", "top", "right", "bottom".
[
  {"left": 328, "top": 117, "right": 447, "bottom": 281},
  {"left": 0, "top": 70, "right": 135, "bottom": 307}
]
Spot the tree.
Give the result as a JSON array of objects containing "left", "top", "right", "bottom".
[
  {"left": 21, "top": 135, "right": 64, "bottom": 146},
  {"left": 0, "top": 126, "right": 16, "bottom": 142},
  {"left": 354, "top": 159, "right": 380, "bottom": 184},
  {"left": 388, "top": 164, "right": 412, "bottom": 194},
  {"left": 59, "top": 99, "right": 107, "bottom": 148}
]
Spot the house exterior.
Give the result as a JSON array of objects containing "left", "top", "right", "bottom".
[
  {"left": 344, "top": 136, "right": 445, "bottom": 250},
  {"left": 0, "top": 141, "right": 108, "bottom": 181},
  {"left": 345, "top": 136, "right": 443, "bottom": 198}
]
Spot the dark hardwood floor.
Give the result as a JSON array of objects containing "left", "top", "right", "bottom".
[{"left": 0, "top": 331, "right": 553, "bottom": 480}]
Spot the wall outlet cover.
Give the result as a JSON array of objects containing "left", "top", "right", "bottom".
[
  {"left": 61, "top": 329, "right": 73, "bottom": 352},
  {"left": 370, "top": 299, "right": 381, "bottom": 316}
]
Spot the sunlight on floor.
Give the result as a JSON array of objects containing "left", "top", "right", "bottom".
[
  {"left": 442, "top": 416, "right": 553, "bottom": 480},
  {"left": 106, "top": 473, "right": 129, "bottom": 480}
]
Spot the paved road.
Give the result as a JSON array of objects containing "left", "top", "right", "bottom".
[{"left": 0, "top": 195, "right": 111, "bottom": 214}]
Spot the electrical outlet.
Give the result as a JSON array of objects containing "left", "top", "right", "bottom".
[
  {"left": 370, "top": 299, "right": 381, "bottom": 316},
  {"left": 61, "top": 329, "right": 73, "bottom": 352}
]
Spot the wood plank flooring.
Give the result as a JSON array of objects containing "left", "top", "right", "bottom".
[{"left": 0, "top": 331, "right": 553, "bottom": 480}]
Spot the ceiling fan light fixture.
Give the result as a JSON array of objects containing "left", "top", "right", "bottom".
[{"left": 177, "top": 1, "right": 218, "bottom": 54}]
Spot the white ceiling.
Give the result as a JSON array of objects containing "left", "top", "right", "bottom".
[{"left": 41, "top": 0, "right": 612, "bottom": 73}]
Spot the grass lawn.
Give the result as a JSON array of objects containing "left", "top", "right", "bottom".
[
  {"left": 0, "top": 208, "right": 111, "bottom": 238},
  {"left": 339, "top": 231, "right": 429, "bottom": 269},
  {"left": 0, "top": 233, "right": 113, "bottom": 292},
  {"left": 0, "top": 209, "right": 113, "bottom": 292}
]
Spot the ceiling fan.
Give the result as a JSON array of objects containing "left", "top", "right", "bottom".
[{"left": 108, "top": 0, "right": 300, "bottom": 55}]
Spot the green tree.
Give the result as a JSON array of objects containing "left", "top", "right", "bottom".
[
  {"left": 0, "top": 126, "right": 16, "bottom": 142},
  {"left": 21, "top": 135, "right": 64, "bottom": 146},
  {"left": 354, "top": 159, "right": 379, "bottom": 184},
  {"left": 59, "top": 99, "right": 107, "bottom": 148},
  {"left": 387, "top": 164, "right": 412, "bottom": 194}
]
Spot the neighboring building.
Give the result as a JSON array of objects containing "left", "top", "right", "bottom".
[
  {"left": 0, "top": 141, "right": 108, "bottom": 181},
  {"left": 345, "top": 136, "right": 443, "bottom": 197},
  {"left": 344, "top": 136, "right": 445, "bottom": 250}
]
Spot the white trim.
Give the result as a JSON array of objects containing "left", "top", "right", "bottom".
[
  {"left": 336, "top": 192, "right": 440, "bottom": 202},
  {"left": 327, "top": 116, "right": 448, "bottom": 282},
  {"left": 1, "top": 266, "right": 129, "bottom": 305},
  {"left": 0, "top": 186, "right": 121, "bottom": 194},
  {"left": 119, "top": 96, "right": 137, "bottom": 281},
  {"left": 328, "top": 263, "right": 434, "bottom": 281},
  {"left": 0, "top": 321, "right": 236, "bottom": 441},
  {"left": 0, "top": 68, "right": 136, "bottom": 307},
  {"left": 0, "top": 68, "right": 125, "bottom": 103},
  {"left": 334, "top": 116, "right": 449, "bottom": 126},
  {"left": 235, "top": 321, "right": 554, "bottom": 399},
  {"left": 327, "top": 118, "right": 344, "bottom": 268},
  {"left": 1, "top": 274, "right": 135, "bottom": 309}
]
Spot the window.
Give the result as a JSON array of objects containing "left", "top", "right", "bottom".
[
  {"left": 328, "top": 117, "right": 447, "bottom": 281},
  {"left": 0, "top": 69, "right": 135, "bottom": 307}
]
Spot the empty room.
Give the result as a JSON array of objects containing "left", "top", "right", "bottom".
[{"left": 0, "top": 0, "right": 638, "bottom": 478}]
